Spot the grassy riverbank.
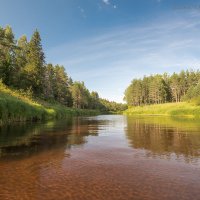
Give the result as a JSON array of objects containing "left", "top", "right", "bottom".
[
  {"left": 124, "top": 102, "right": 200, "bottom": 118},
  {"left": 0, "top": 82, "right": 100, "bottom": 124}
]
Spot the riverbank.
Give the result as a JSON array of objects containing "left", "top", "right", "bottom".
[
  {"left": 0, "top": 82, "right": 100, "bottom": 124},
  {"left": 123, "top": 102, "right": 200, "bottom": 118}
]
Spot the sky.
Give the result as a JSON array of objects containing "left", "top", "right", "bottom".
[{"left": 1, "top": 0, "right": 200, "bottom": 102}]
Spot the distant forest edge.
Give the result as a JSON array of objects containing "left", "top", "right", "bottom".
[
  {"left": 124, "top": 69, "right": 200, "bottom": 106},
  {"left": 123, "top": 70, "right": 200, "bottom": 117},
  {"left": 0, "top": 25, "right": 127, "bottom": 122}
]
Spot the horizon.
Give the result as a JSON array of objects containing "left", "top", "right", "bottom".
[{"left": 1, "top": 0, "right": 200, "bottom": 102}]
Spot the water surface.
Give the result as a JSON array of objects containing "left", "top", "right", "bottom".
[{"left": 0, "top": 115, "right": 200, "bottom": 200}]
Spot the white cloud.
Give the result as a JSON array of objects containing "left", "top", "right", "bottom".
[{"left": 102, "top": 0, "right": 110, "bottom": 5}]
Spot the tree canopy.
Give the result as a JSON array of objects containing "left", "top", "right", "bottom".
[
  {"left": 124, "top": 70, "right": 200, "bottom": 106},
  {"left": 0, "top": 25, "right": 126, "bottom": 112}
]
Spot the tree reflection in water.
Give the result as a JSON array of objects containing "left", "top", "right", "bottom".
[
  {"left": 0, "top": 117, "right": 100, "bottom": 159},
  {"left": 125, "top": 116, "right": 200, "bottom": 163}
]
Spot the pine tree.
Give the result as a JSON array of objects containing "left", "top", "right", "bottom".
[
  {"left": 14, "top": 35, "right": 28, "bottom": 88},
  {"left": 24, "top": 29, "right": 45, "bottom": 96},
  {"left": 71, "top": 82, "right": 90, "bottom": 109},
  {"left": 53, "top": 65, "right": 72, "bottom": 106},
  {"left": 90, "top": 91, "right": 100, "bottom": 109},
  {"left": 43, "top": 63, "right": 55, "bottom": 99},
  {"left": 0, "top": 26, "right": 16, "bottom": 86}
]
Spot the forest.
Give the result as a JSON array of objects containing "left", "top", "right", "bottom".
[
  {"left": 124, "top": 70, "right": 200, "bottom": 106},
  {"left": 0, "top": 25, "right": 126, "bottom": 113}
]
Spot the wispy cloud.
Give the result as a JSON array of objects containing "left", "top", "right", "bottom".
[
  {"left": 78, "top": 6, "right": 86, "bottom": 18},
  {"left": 102, "top": 0, "right": 117, "bottom": 9},
  {"left": 47, "top": 12, "right": 200, "bottom": 102},
  {"left": 102, "top": 0, "right": 110, "bottom": 5}
]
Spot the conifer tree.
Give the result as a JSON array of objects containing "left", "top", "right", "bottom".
[
  {"left": 24, "top": 29, "right": 45, "bottom": 96},
  {"left": 0, "top": 26, "right": 16, "bottom": 86},
  {"left": 14, "top": 35, "right": 28, "bottom": 88}
]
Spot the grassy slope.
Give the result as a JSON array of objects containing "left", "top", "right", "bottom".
[
  {"left": 0, "top": 82, "right": 99, "bottom": 124},
  {"left": 124, "top": 102, "right": 200, "bottom": 118}
]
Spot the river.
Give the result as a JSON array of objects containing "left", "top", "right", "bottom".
[{"left": 0, "top": 115, "right": 199, "bottom": 200}]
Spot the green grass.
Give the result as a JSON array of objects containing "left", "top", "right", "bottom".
[
  {"left": 0, "top": 82, "right": 100, "bottom": 124},
  {"left": 124, "top": 102, "right": 200, "bottom": 118}
]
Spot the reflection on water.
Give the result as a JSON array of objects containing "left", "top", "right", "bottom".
[
  {"left": 0, "top": 117, "right": 100, "bottom": 159},
  {"left": 0, "top": 115, "right": 200, "bottom": 200},
  {"left": 125, "top": 116, "right": 200, "bottom": 163}
]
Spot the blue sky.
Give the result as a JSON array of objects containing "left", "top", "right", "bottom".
[{"left": 1, "top": 0, "right": 200, "bottom": 102}]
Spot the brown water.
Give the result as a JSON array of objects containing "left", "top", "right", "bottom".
[{"left": 0, "top": 115, "right": 200, "bottom": 200}]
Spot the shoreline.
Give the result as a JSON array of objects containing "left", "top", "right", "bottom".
[
  {"left": 0, "top": 83, "right": 100, "bottom": 125},
  {"left": 123, "top": 102, "right": 200, "bottom": 118}
]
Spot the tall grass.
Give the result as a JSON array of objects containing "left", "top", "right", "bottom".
[
  {"left": 124, "top": 102, "right": 200, "bottom": 118},
  {"left": 0, "top": 82, "right": 99, "bottom": 124}
]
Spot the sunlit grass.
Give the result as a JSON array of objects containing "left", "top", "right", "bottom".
[
  {"left": 0, "top": 82, "right": 99, "bottom": 124},
  {"left": 124, "top": 102, "right": 200, "bottom": 118}
]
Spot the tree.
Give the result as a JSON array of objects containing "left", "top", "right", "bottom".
[
  {"left": 170, "top": 73, "right": 181, "bottom": 102},
  {"left": 24, "top": 29, "right": 45, "bottom": 96},
  {"left": 179, "top": 70, "right": 187, "bottom": 97},
  {"left": 124, "top": 71, "right": 194, "bottom": 106},
  {"left": 184, "top": 81, "right": 200, "bottom": 100},
  {"left": 124, "top": 79, "right": 143, "bottom": 106},
  {"left": 0, "top": 25, "right": 128, "bottom": 112},
  {"left": 90, "top": 91, "right": 100, "bottom": 109},
  {"left": 53, "top": 65, "right": 72, "bottom": 106},
  {"left": 0, "top": 26, "right": 17, "bottom": 86},
  {"left": 43, "top": 63, "right": 55, "bottom": 99},
  {"left": 14, "top": 35, "right": 28, "bottom": 88},
  {"left": 71, "top": 82, "right": 90, "bottom": 109}
]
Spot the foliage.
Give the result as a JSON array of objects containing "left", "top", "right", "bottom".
[
  {"left": 71, "top": 81, "right": 90, "bottom": 109},
  {"left": 99, "top": 98, "right": 127, "bottom": 113},
  {"left": 0, "top": 81, "right": 100, "bottom": 124},
  {"left": 124, "top": 70, "right": 200, "bottom": 106},
  {"left": 0, "top": 25, "right": 127, "bottom": 116},
  {"left": 184, "top": 82, "right": 200, "bottom": 101}
]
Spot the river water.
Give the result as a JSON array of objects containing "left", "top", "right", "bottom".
[{"left": 0, "top": 115, "right": 199, "bottom": 200}]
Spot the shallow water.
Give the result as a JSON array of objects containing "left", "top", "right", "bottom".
[{"left": 0, "top": 115, "right": 200, "bottom": 200}]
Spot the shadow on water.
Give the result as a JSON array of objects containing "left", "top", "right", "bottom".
[
  {"left": 0, "top": 116, "right": 102, "bottom": 159},
  {"left": 125, "top": 116, "right": 200, "bottom": 163}
]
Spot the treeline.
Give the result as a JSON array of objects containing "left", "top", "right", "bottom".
[
  {"left": 0, "top": 25, "right": 126, "bottom": 112},
  {"left": 124, "top": 70, "right": 200, "bottom": 106}
]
